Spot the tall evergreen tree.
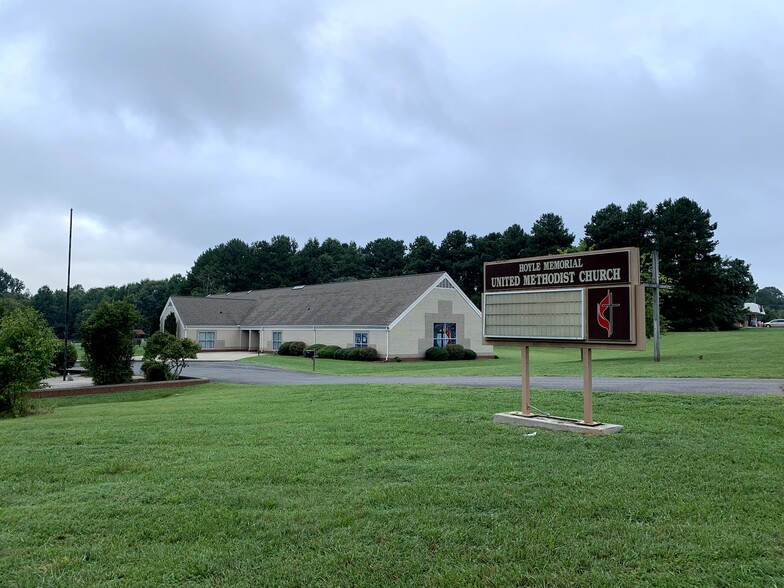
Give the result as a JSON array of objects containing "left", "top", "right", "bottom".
[
  {"left": 528, "top": 213, "right": 574, "bottom": 256},
  {"left": 716, "top": 257, "right": 756, "bottom": 329},
  {"left": 404, "top": 236, "right": 440, "bottom": 274},
  {"left": 584, "top": 200, "right": 653, "bottom": 251},
  {"left": 185, "top": 238, "right": 252, "bottom": 295},
  {"left": 466, "top": 232, "right": 505, "bottom": 304},
  {"left": 652, "top": 197, "right": 723, "bottom": 330},
  {"left": 437, "top": 230, "right": 475, "bottom": 296},
  {"left": 499, "top": 224, "right": 529, "bottom": 259},
  {"left": 292, "top": 238, "right": 340, "bottom": 285},
  {"left": 363, "top": 238, "right": 406, "bottom": 278},
  {"left": 249, "top": 235, "right": 298, "bottom": 289}
]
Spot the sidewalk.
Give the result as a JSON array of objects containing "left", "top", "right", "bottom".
[{"left": 42, "top": 352, "right": 257, "bottom": 391}]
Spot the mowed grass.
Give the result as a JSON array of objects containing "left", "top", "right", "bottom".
[
  {"left": 2, "top": 383, "right": 783, "bottom": 587},
  {"left": 242, "top": 328, "right": 784, "bottom": 379}
]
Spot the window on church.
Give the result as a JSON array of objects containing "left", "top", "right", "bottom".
[
  {"left": 433, "top": 323, "right": 457, "bottom": 347},
  {"left": 272, "top": 331, "right": 283, "bottom": 351},
  {"left": 198, "top": 331, "right": 215, "bottom": 350}
]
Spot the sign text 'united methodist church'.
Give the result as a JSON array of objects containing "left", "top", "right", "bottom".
[{"left": 483, "top": 247, "right": 645, "bottom": 350}]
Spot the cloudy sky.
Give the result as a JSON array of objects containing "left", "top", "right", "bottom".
[{"left": 1, "top": 0, "right": 782, "bottom": 294}]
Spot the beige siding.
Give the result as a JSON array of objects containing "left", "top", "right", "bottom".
[
  {"left": 183, "top": 327, "right": 242, "bottom": 350},
  {"left": 389, "top": 287, "right": 494, "bottom": 358},
  {"left": 254, "top": 328, "right": 388, "bottom": 355}
]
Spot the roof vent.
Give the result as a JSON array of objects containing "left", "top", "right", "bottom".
[{"left": 292, "top": 285, "right": 305, "bottom": 290}]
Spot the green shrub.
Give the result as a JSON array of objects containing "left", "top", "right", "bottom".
[
  {"left": 330, "top": 346, "right": 378, "bottom": 361},
  {"left": 0, "top": 306, "right": 60, "bottom": 417},
  {"left": 316, "top": 345, "right": 340, "bottom": 359},
  {"left": 305, "top": 343, "right": 326, "bottom": 352},
  {"left": 53, "top": 341, "right": 78, "bottom": 372},
  {"left": 277, "top": 341, "right": 308, "bottom": 356},
  {"left": 79, "top": 301, "right": 139, "bottom": 385},
  {"left": 463, "top": 348, "right": 477, "bottom": 360},
  {"left": 425, "top": 346, "right": 449, "bottom": 361},
  {"left": 288, "top": 341, "right": 307, "bottom": 356},
  {"left": 334, "top": 347, "right": 352, "bottom": 360},
  {"left": 141, "top": 359, "right": 171, "bottom": 382},
  {"left": 358, "top": 347, "right": 378, "bottom": 361},
  {"left": 142, "top": 332, "right": 200, "bottom": 379},
  {"left": 445, "top": 343, "right": 465, "bottom": 360}
]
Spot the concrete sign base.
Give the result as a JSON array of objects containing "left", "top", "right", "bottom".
[{"left": 493, "top": 412, "right": 623, "bottom": 435}]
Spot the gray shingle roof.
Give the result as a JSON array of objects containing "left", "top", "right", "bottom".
[
  {"left": 168, "top": 297, "right": 257, "bottom": 327},
  {"left": 171, "top": 272, "right": 450, "bottom": 327}
]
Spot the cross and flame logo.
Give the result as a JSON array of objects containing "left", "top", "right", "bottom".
[{"left": 597, "top": 289, "right": 621, "bottom": 337}]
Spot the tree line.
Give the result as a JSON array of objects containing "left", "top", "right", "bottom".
[{"left": 2, "top": 196, "right": 780, "bottom": 336}]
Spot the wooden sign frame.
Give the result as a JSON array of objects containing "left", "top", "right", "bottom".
[
  {"left": 483, "top": 247, "right": 645, "bottom": 351},
  {"left": 484, "top": 247, "right": 645, "bottom": 430}
]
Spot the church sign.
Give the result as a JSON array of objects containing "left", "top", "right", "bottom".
[{"left": 483, "top": 247, "right": 645, "bottom": 350}]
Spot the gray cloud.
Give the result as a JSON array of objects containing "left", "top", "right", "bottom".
[{"left": 1, "top": 0, "right": 782, "bottom": 293}]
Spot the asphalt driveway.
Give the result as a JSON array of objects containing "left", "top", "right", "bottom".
[{"left": 178, "top": 361, "right": 784, "bottom": 396}]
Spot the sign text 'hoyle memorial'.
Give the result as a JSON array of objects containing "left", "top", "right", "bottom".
[{"left": 485, "top": 249, "right": 632, "bottom": 290}]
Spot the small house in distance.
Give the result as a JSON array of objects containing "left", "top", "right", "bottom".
[
  {"left": 743, "top": 302, "right": 766, "bottom": 327},
  {"left": 160, "top": 272, "right": 494, "bottom": 359}
]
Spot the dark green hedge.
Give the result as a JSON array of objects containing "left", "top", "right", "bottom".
[
  {"left": 425, "top": 345, "right": 478, "bottom": 361},
  {"left": 316, "top": 345, "right": 341, "bottom": 359},
  {"left": 277, "top": 341, "right": 307, "bottom": 356},
  {"left": 332, "top": 346, "right": 379, "bottom": 361},
  {"left": 425, "top": 347, "right": 449, "bottom": 361}
]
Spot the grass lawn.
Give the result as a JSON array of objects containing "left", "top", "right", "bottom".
[
  {"left": 241, "top": 328, "right": 784, "bottom": 379},
  {"left": 2, "top": 383, "right": 783, "bottom": 586}
]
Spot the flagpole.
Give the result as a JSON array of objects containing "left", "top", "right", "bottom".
[{"left": 63, "top": 209, "right": 73, "bottom": 381}]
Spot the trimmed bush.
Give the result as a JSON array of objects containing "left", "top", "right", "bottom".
[
  {"left": 305, "top": 343, "right": 326, "bottom": 352},
  {"left": 425, "top": 346, "right": 449, "bottom": 361},
  {"left": 346, "top": 347, "right": 363, "bottom": 361},
  {"left": 334, "top": 347, "right": 351, "bottom": 360},
  {"left": 277, "top": 341, "right": 307, "bottom": 356},
  {"left": 316, "top": 345, "right": 340, "bottom": 359},
  {"left": 463, "top": 348, "right": 477, "bottom": 360},
  {"left": 141, "top": 359, "right": 171, "bottom": 382},
  {"left": 79, "top": 300, "right": 139, "bottom": 385},
  {"left": 445, "top": 344, "right": 465, "bottom": 360},
  {"left": 288, "top": 341, "right": 307, "bottom": 357},
  {"left": 358, "top": 347, "right": 378, "bottom": 361}
]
